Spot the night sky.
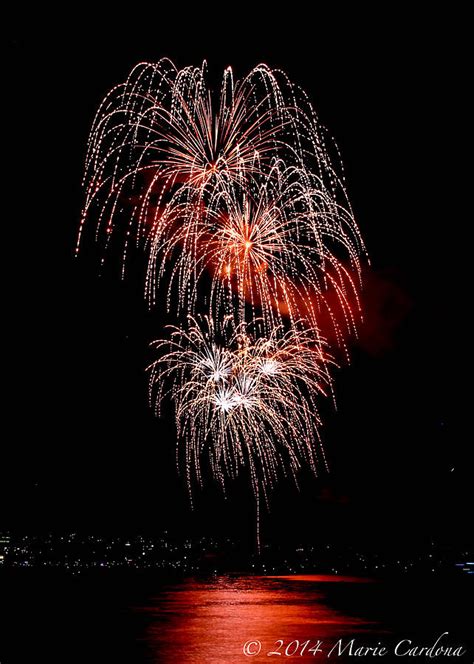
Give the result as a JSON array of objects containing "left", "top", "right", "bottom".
[{"left": 5, "top": 9, "right": 470, "bottom": 553}]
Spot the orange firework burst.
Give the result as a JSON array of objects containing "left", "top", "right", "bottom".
[{"left": 145, "top": 161, "right": 365, "bottom": 350}]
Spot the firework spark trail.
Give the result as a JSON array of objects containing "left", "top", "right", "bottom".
[
  {"left": 78, "top": 59, "right": 368, "bottom": 523},
  {"left": 148, "top": 316, "right": 334, "bottom": 504}
]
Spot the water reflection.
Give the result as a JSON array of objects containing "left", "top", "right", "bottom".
[{"left": 137, "top": 575, "right": 380, "bottom": 662}]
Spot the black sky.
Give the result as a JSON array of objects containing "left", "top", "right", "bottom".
[{"left": 5, "top": 9, "right": 471, "bottom": 552}]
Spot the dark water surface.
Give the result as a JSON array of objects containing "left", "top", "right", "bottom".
[{"left": 1, "top": 572, "right": 472, "bottom": 662}]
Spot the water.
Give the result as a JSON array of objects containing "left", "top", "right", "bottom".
[
  {"left": 139, "top": 575, "right": 378, "bottom": 662},
  {"left": 1, "top": 572, "right": 472, "bottom": 662}
]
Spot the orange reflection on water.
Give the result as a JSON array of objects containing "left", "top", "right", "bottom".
[{"left": 137, "top": 575, "right": 379, "bottom": 663}]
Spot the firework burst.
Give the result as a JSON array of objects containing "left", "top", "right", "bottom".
[
  {"left": 148, "top": 316, "right": 334, "bottom": 504},
  {"left": 146, "top": 161, "right": 365, "bottom": 350},
  {"left": 78, "top": 59, "right": 297, "bottom": 254}
]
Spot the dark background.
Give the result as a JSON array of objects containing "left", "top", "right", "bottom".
[{"left": 5, "top": 8, "right": 470, "bottom": 554}]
